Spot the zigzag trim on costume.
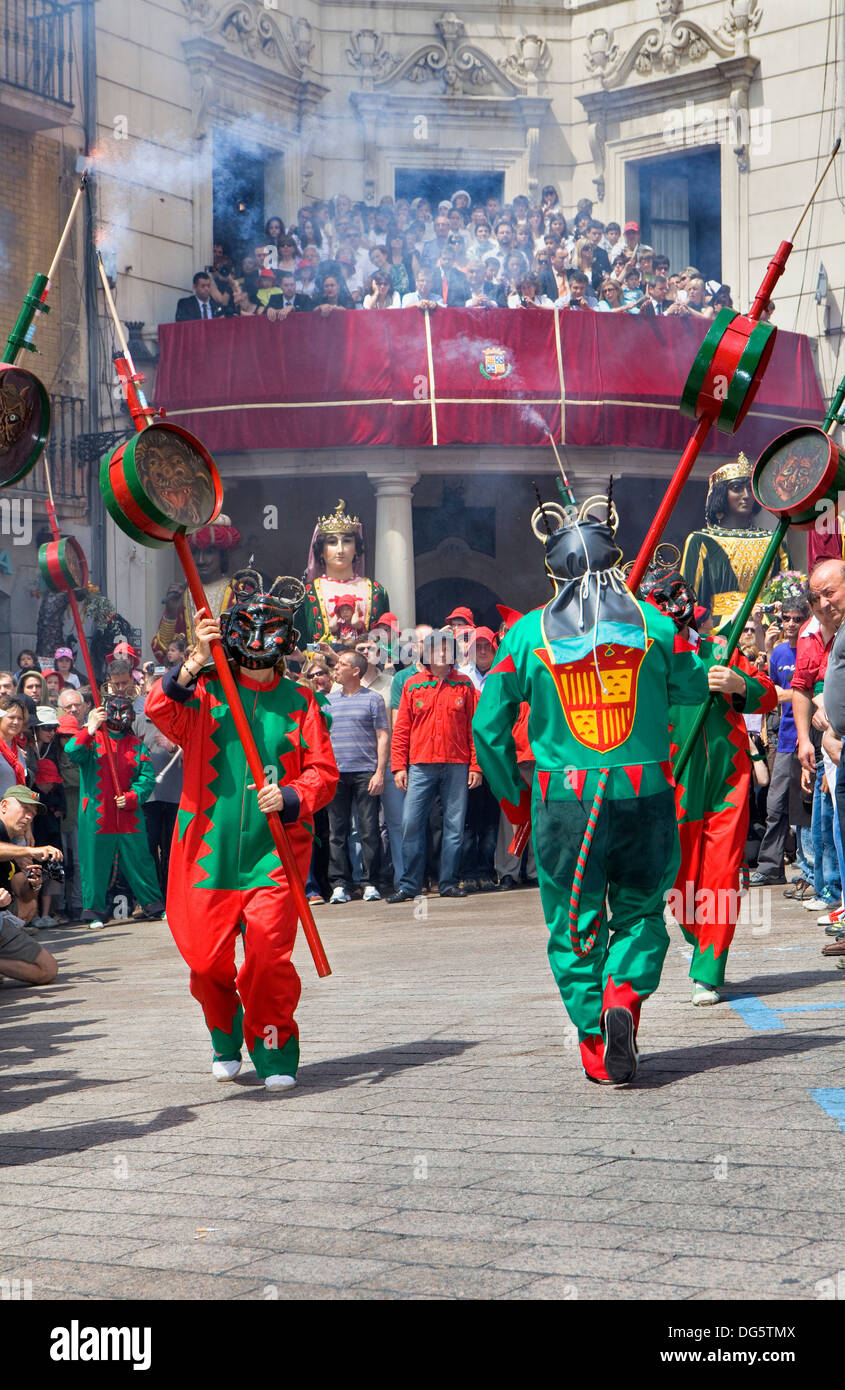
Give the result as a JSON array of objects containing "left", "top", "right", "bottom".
[{"left": 568, "top": 768, "right": 609, "bottom": 959}]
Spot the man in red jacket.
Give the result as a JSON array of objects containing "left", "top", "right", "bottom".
[{"left": 388, "top": 629, "right": 480, "bottom": 902}]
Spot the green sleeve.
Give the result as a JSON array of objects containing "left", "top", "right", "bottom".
[
  {"left": 472, "top": 634, "right": 524, "bottom": 808},
  {"left": 131, "top": 745, "right": 157, "bottom": 806},
  {"left": 664, "top": 628, "right": 710, "bottom": 708},
  {"left": 63, "top": 733, "right": 92, "bottom": 767}
]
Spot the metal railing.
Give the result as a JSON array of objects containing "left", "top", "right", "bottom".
[
  {"left": 1, "top": 0, "right": 73, "bottom": 105},
  {"left": 16, "top": 392, "right": 86, "bottom": 501}
]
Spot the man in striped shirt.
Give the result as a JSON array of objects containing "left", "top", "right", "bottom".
[{"left": 326, "top": 651, "right": 389, "bottom": 904}]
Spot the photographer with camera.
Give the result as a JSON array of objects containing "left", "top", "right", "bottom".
[{"left": 0, "top": 788, "right": 59, "bottom": 984}]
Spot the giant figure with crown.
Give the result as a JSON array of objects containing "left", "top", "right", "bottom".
[
  {"left": 297, "top": 499, "right": 390, "bottom": 646},
  {"left": 150, "top": 515, "right": 242, "bottom": 660},
  {"left": 680, "top": 453, "right": 788, "bottom": 625}
]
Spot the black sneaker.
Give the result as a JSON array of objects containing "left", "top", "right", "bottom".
[
  {"left": 439, "top": 886, "right": 467, "bottom": 898},
  {"left": 497, "top": 874, "right": 517, "bottom": 891},
  {"left": 386, "top": 890, "right": 415, "bottom": 904},
  {"left": 748, "top": 871, "right": 787, "bottom": 886},
  {"left": 601, "top": 1007, "right": 638, "bottom": 1084}
]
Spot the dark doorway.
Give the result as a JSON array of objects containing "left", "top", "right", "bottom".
[
  {"left": 416, "top": 579, "right": 503, "bottom": 632},
  {"left": 213, "top": 130, "right": 266, "bottom": 263},
  {"left": 394, "top": 168, "right": 504, "bottom": 211},
  {"left": 635, "top": 147, "right": 721, "bottom": 281}
]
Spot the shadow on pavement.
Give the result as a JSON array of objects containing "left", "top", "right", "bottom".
[
  {"left": 727, "top": 968, "right": 845, "bottom": 998},
  {"left": 635, "top": 1031, "right": 845, "bottom": 1088},
  {"left": 0, "top": 1105, "right": 199, "bottom": 1165},
  {"left": 297, "top": 1037, "right": 480, "bottom": 1092}
]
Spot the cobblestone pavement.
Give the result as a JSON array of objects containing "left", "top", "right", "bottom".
[{"left": 1, "top": 884, "right": 844, "bottom": 1301}]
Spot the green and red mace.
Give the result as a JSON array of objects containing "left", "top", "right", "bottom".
[
  {"left": 37, "top": 529, "right": 131, "bottom": 824},
  {"left": 674, "top": 383, "right": 845, "bottom": 776},
  {"left": 626, "top": 140, "right": 841, "bottom": 596},
  {"left": 95, "top": 254, "right": 331, "bottom": 978},
  {"left": 0, "top": 175, "right": 87, "bottom": 489},
  {"left": 0, "top": 175, "right": 127, "bottom": 811}
]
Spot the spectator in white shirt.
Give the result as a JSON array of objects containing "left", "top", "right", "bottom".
[
  {"left": 363, "top": 271, "right": 401, "bottom": 309},
  {"left": 508, "top": 274, "right": 554, "bottom": 309},
  {"left": 401, "top": 266, "right": 443, "bottom": 309}
]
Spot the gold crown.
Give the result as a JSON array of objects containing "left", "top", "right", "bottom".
[
  {"left": 316, "top": 499, "right": 360, "bottom": 535},
  {"left": 708, "top": 453, "right": 751, "bottom": 490}
]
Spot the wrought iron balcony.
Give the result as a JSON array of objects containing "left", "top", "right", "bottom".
[
  {"left": 15, "top": 393, "right": 86, "bottom": 503},
  {"left": 1, "top": 0, "right": 73, "bottom": 106}
]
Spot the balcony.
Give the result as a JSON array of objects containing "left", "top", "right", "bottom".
[
  {"left": 15, "top": 392, "right": 86, "bottom": 510},
  {"left": 0, "top": 0, "right": 74, "bottom": 130}
]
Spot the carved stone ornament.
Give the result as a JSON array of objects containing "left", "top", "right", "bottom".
[
  {"left": 498, "top": 32, "right": 552, "bottom": 85},
  {"left": 346, "top": 29, "right": 395, "bottom": 85},
  {"left": 182, "top": 2, "right": 315, "bottom": 77},
  {"left": 585, "top": 0, "right": 762, "bottom": 87},
  {"left": 373, "top": 10, "right": 522, "bottom": 97}
]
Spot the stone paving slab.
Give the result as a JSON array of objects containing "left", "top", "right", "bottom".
[{"left": 2, "top": 888, "right": 844, "bottom": 1300}]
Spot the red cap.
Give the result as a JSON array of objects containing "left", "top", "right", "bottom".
[
  {"left": 624, "top": 221, "right": 640, "bottom": 233},
  {"left": 107, "top": 642, "right": 141, "bottom": 666},
  {"left": 330, "top": 592, "right": 359, "bottom": 612},
  {"left": 471, "top": 626, "right": 498, "bottom": 646},
  {"left": 35, "top": 757, "right": 63, "bottom": 786},
  {"left": 372, "top": 611, "right": 399, "bottom": 631},
  {"left": 446, "top": 605, "right": 475, "bottom": 625},
  {"left": 57, "top": 714, "right": 80, "bottom": 736}
]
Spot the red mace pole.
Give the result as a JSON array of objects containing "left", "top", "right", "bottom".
[
  {"left": 626, "top": 140, "right": 840, "bottom": 595},
  {"left": 626, "top": 416, "right": 714, "bottom": 593},
  {"left": 173, "top": 534, "right": 331, "bottom": 978},
  {"left": 43, "top": 496, "right": 126, "bottom": 830}
]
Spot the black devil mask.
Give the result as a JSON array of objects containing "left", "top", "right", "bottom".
[
  {"left": 638, "top": 557, "right": 696, "bottom": 631},
  {"left": 221, "top": 596, "right": 300, "bottom": 670},
  {"left": 104, "top": 694, "right": 135, "bottom": 735}
]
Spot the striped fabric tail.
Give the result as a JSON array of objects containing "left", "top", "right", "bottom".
[{"left": 568, "top": 769, "right": 609, "bottom": 958}]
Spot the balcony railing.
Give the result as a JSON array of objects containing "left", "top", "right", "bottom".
[
  {"left": 1, "top": 0, "right": 73, "bottom": 105},
  {"left": 16, "top": 393, "right": 86, "bottom": 502}
]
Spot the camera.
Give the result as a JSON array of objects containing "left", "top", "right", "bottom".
[
  {"left": 28, "top": 860, "right": 64, "bottom": 883},
  {"left": 761, "top": 603, "right": 777, "bottom": 615}
]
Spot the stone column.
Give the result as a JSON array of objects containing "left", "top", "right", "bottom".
[{"left": 367, "top": 470, "right": 419, "bottom": 630}]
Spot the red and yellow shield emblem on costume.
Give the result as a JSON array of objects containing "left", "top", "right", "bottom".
[{"left": 535, "top": 643, "right": 651, "bottom": 752}]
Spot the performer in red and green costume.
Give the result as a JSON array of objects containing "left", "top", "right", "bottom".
[
  {"left": 145, "top": 577, "right": 338, "bottom": 1091},
  {"left": 473, "top": 506, "right": 709, "bottom": 1084},
  {"left": 64, "top": 694, "right": 164, "bottom": 928},
  {"left": 639, "top": 558, "right": 777, "bottom": 1004}
]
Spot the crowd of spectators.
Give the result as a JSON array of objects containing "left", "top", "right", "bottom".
[
  {"left": 174, "top": 185, "right": 775, "bottom": 324},
  {"left": 0, "top": 598, "right": 536, "bottom": 977},
  {"left": 740, "top": 565, "right": 845, "bottom": 964}
]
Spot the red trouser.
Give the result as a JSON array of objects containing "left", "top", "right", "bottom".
[
  {"left": 672, "top": 795, "right": 749, "bottom": 987},
  {"left": 166, "top": 848, "right": 308, "bottom": 1078}
]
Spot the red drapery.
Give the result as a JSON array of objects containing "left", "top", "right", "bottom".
[{"left": 155, "top": 309, "right": 824, "bottom": 455}]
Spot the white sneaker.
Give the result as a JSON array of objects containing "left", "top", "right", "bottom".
[
  {"left": 803, "top": 898, "right": 831, "bottom": 911},
  {"left": 692, "top": 981, "right": 721, "bottom": 1006},
  {"left": 212, "top": 1058, "right": 242, "bottom": 1081},
  {"left": 86, "top": 919, "right": 105, "bottom": 931},
  {"left": 264, "top": 1074, "right": 296, "bottom": 1092},
  {"left": 329, "top": 887, "right": 351, "bottom": 904},
  {"left": 362, "top": 885, "right": 382, "bottom": 902}
]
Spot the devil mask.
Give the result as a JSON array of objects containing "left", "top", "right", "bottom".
[
  {"left": 639, "top": 561, "right": 696, "bottom": 631},
  {"left": 222, "top": 596, "right": 299, "bottom": 670},
  {"left": 104, "top": 694, "right": 135, "bottom": 735}
]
